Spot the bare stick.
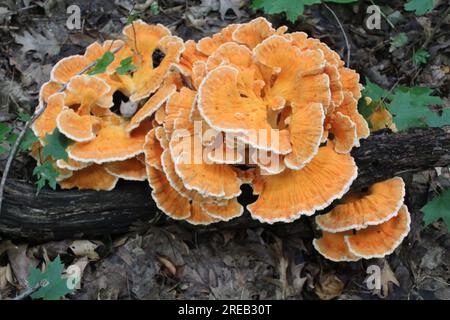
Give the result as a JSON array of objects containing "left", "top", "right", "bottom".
[
  {"left": 0, "top": 46, "right": 123, "bottom": 215},
  {"left": 323, "top": 3, "right": 351, "bottom": 67}
]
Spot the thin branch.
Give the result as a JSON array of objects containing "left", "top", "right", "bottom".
[
  {"left": 13, "top": 281, "right": 45, "bottom": 300},
  {"left": 323, "top": 3, "right": 351, "bottom": 67},
  {"left": 0, "top": 46, "right": 123, "bottom": 215},
  {"left": 369, "top": 0, "right": 395, "bottom": 29}
]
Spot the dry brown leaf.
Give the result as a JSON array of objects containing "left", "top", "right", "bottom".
[
  {"left": 377, "top": 260, "right": 400, "bottom": 298},
  {"left": 315, "top": 273, "right": 344, "bottom": 300},
  {"left": 0, "top": 240, "right": 17, "bottom": 256},
  {"left": 7, "top": 244, "right": 33, "bottom": 288},
  {"left": 157, "top": 255, "right": 177, "bottom": 277},
  {"left": 69, "top": 240, "right": 100, "bottom": 261},
  {"left": 219, "top": 0, "right": 242, "bottom": 20}
]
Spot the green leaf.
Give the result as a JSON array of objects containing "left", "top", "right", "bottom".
[
  {"left": 19, "top": 129, "right": 38, "bottom": 152},
  {"left": 0, "top": 123, "right": 12, "bottom": 142},
  {"left": 86, "top": 51, "right": 114, "bottom": 76},
  {"left": 18, "top": 111, "right": 31, "bottom": 122},
  {"left": 413, "top": 48, "right": 430, "bottom": 65},
  {"left": 33, "top": 160, "right": 59, "bottom": 193},
  {"left": 325, "top": 0, "right": 358, "bottom": 3},
  {"left": 116, "top": 56, "right": 137, "bottom": 75},
  {"left": 42, "top": 128, "right": 70, "bottom": 161},
  {"left": 0, "top": 124, "right": 12, "bottom": 155},
  {"left": 389, "top": 33, "right": 408, "bottom": 52},
  {"left": 126, "top": 14, "right": 138, "bottom": 25},
  {"left": 421, "top": 188, "right": 450, "bottom": 232},
  {"left": 404, "top": 0, "right": 434, "bottom": 16},
  {"left": 386, "top": 86, "right": 443, "bottom": 131},
  {"left": 150, "top": 2, "right": 159, "bottom": 15},
  {"left": 252, "top": 0, "right": 321, "bottom": 22},
  {"left": 425, "top": 109, "right": 450, "bottom": 128},
  {"left": 28, "top": 256, "right": 74, "bottom": 300},
  {"left": 363, "top": 77, "right": 389, "bottom": 101}
]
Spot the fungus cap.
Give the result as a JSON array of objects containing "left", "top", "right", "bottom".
[
  {"left": 146, "top": 165, "right": 191, "bottom": 220},
  {"left": 68, "top": 120, "right": 151, "bottom": 164},
  {"left": 316, "top": 177, "right": 406, "bottom": 232},
  {"left": 32, "top": 92, "right": 65, "bottom": 140},
  {"left": 344, "top": 205, "right": 411, "bottom": 259},
  {"left": 104, "top": 157, "right": 147, "bottom": 181},
  {"left": 56, "top": 108, "right": 101, "bottom": 142},
  {"left": 170, "top": 133, "right": 242, "bottom": 199},
  {"left": 200, "top": 198, "right": 243, "bottom": 221},
  {"left": 328, "top": 112, "right": 357, "bottom": 154},
  {"left": 247, "top": 142, "right": 357, "bottom": 223},
  {"left": 312, "top": 231, "right": 360, "bottom": 262},
  {"left": 197, "top": 65, "right": 291, "bottom": 155},
  {"left": 50, "top": 55, "right": 90, "bottom": 84},
  {"left": 126, "top": 83, "right": 176, "bottom": 132},
  {"left": 284, "top": 102, "right": 324, "bottom": 170},
  {"left": 59, "top": 164, "right": 118, "bottom": 191}
]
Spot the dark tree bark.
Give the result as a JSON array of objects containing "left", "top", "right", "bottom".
[{"left": 1, "top": 127, "right": 449, "bottom": 241}]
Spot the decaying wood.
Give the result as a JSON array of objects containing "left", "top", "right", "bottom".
[{"left": 1, "top": 127, "right": 449, "bottom": 241}]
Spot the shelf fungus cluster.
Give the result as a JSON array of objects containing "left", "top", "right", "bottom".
[
  {"left": 32, "top": 18, "right": 411, "bottom": 261},
  {"left": 313, "top": 177, "right": 411, "bottom": 261}
]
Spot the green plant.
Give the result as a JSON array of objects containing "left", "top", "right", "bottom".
[
  {"left": 28, "top": 256, "right": 74, "bottom": 300},
  {"left": 361, "top": 78, "right": 448, "bottom": 131},
  {"left": 42, "top": 128, "right": 70, "bottom": 161},
  {"left": 421, "top": 188, "right": 450, "bottom": 232},
  {"left": 0, "top": 113, "right": 37, "bottom": 155},
  {"left": 86, "top": 51, "right": 115, "bottom": 75},
  {"left": 116, "top": 56, "right": 137, "bottom": 75},
  {"left": 251, "top": 0, "right": 357, "bottom": 22},
  {"left": 33, "top": 160, "right": 59, "bottom": 193},
  {"left": 389, "top": 32, "right": 408, "bottom": 52},
  {"left": 404, "top": 0, "right": 434, "bottom": 16},
  {"left": 32, "top": 128, "right": 71, "bottom": 193},
  {"left": 413, "top": 48, "right": 430, "bottom": 65}
]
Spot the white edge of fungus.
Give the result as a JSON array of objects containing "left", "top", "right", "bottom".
[
  {"left": 56, "top": 110, "right": 97, "bottom": 143},
  {"left": 125, "top": 85, "right": 176, "bottom": 133},
  {"left": 312, "top": 238, "right": 361, "bottom": 263},
  {"left": 247, "top": 154, "right": 358, "bottom": 224},
  {"left": 344, "top": 204, "right": 411, "bottom": 259},
  {"left": 50, "top": 55, "right": 87, "bottom": 84},
  {"left": 200, "top": 201, "right": 244, "bottom": 222},
  {"left": 284, "top": 102, "right": 325, "bottom": 170},
  {"left": 316, "top": 177, "right": 406, "bottom": 233}
]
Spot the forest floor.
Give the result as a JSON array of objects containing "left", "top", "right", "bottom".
[{"left": 0, "top": 0, "right": 449, "bottom": 300}]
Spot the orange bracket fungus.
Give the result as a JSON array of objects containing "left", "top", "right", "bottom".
[
  {"left": 313, "top": 178, "right": 410, "bottom": 261},
  {"left": 32, "top": 18, "right": 411, "bottom": 262}
]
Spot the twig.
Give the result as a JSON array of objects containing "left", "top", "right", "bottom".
[
  {"left": 369, "top": 0, "right": 395, "bottom": 29},
  {"left": 323, "top": 3, "right": 351, "bottom": 67},
  {"left": 0, "top": 46, "right": 123, "bottom": 215},
  {"left": 13, "top": 280, "right": 46, "bottom": 300}
]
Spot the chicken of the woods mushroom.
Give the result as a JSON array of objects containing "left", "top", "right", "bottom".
[{"left": 32, "top": 18, "right": 410, "bottom": 261}]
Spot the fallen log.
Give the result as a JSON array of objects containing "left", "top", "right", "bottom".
[{"left": 1, "top": 127, "right": 449, "bottom": 241}]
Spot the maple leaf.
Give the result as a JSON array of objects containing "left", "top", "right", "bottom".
[
  {"left": 87, "top": 51, "right": 114, "bottom": 76},
  {"left": 389, "top": 33, "right": 408, "bottom": 52},
  {"left": 387, "top": 86, "right": 443, "bottom": 131},
  {"left": 404, "top": 0, "right": 434, "bottom": 16},
  {"left": 413, "top": 48, "right": 430, "bottom": 65},
  {"left": 28, "top": 256, "right": 74, "bottom": 300},
  {"left": 116, "top": 56, "right": 137, "bottom": 75},
  {"left": 33, "top": 160, "right": 59, "bottom": 193},
  {"left": 42, "top": 128, "right": 70, "bottom": 161},
  {"left": 252, "top": 0, "right": 321, "bottom": 22},
  {"left": 421, "top": 188, "right": 450, "bottom": 232},
  {"left": 363, "top": 77, "right": 389, "bottom": 101}
]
